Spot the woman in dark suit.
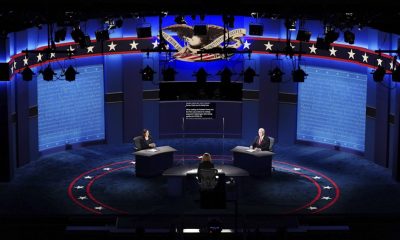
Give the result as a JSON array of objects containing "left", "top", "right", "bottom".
[
  {"left": 251, "top": 128, "right": 270, "bottom": 151},
  {"left": 198, "top": 152, "right": 214, "bottom": 171},
  {"left": 139, "top": 129, "right": 156, "bottom": 149}
]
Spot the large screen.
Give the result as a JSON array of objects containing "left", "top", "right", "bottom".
[
  {"left": 38, "top": 64, "right": 105, "bottom": 151},
  {"left": 297, "top": 66, "right": 367, "bottom": 151}
]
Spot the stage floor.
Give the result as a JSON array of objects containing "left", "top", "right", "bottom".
[{"left": 1, "top": 139, "right": 400, "bottom": 218}]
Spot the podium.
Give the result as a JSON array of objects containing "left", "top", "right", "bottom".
[
  {"left": 134, "top": 146, "right": 177, "bottom": 177},
  {"left": 231, "top": 146, "right": 274, "bottom": 177}
]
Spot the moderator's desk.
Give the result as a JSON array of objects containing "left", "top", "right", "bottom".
[
  {"left": 162, "top": 165, "right": 249, "bottom": 197},
  {"left": 134, "top": 146, "right": 177, "bottom": 177},
  {"left": 231, "top": 146, "right": 274, "bottom": 177}
]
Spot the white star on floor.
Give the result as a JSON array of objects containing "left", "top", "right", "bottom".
[
  {"left": 23, "top": 56, "right": 29, "bottom": 66},
  {"left": 362, "top": 53, "right": 369, "bottom": 63},
  {"left": 130, "top": 40, "right": 139, "bottom": 50},
  {"left": 243, "top": 40, "right": 251, "bottom": 49},
  {"left": 74, "top": 186, "right": 84, "bottom": 189},
  {"left": 329, "top": 47, "right": 337, "bottom": 56},
  {"left": 94, "top": 206, "right": 103, "bottom": 211},
  {"left": 37, "top": 53, "right": 43, "bottom": 62},
  {"left": 308, "top": 206, "right": 318, "bottom": 210},
  {"left": 293, "top": 167, "right": 301, "bottom": 171},
  {"left": 108, "top": 41, "right": 117, "bottom": 51},
  {"left": 264, "top": 41, "right": 273, "bottom": 51},
  {"left": 78, "top": 196, "right": 88, "bottom": 200},
  {"left": 50, "top": 53, "right": 56, "bottom": 59},
  {"left": 377, "top": 58, "right": 383, "bottom": 66},
  {"left": 347, "top": 49, "right": 355, "bottom": 59},
  {"left": 130, "top": 161, "right": 136, "bottom": 165},
  {"left": 84, "top": 176, "right": 93, "bottom": 179},
  {"left": 323, "top": 186, "right": 332, "bottom": 190},
  {"left": 312, "top": 176, "right": 321, "bottom": 180},
  {"left": 103, "top": 168, "right": 111, "bottom": 171},
  {"left": 309, "top": 44, "right": 317, "bottom": 54},
  {"left": 321, "top": 196, "right": 332, "bottom": 200},
  {"left": 152, "top": 40, "right": 159, "bottom": 49},
  {"left": 87, "top": 46, "right": 94, "bottom": 53}
]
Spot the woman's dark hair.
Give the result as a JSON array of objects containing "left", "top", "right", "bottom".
[{"left": 142, "top": 129, "right": 149, "bottom": 137}]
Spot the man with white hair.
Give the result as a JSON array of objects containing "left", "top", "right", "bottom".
[{"left": 251, "top": 128, "right": 270, "bottom": 151}]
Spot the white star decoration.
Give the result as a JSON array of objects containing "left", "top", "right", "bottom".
[
  {"left": 10, "top": 66, "right": 13, "bottom": 74},
  {"left": 152, "top": 40, "right": 159, "bottom": 49},
  {"left": 347, "top": 49, "right": 355, "bottom": 59},
  {"left": 290, "top": 42, "right": 295, "bottom": 49},
  {"left": 84, "top": 176, "right": 93, "bottom": 179},
  {"left": 130, "top": 161, "right": 136, "bottom": 165},
  {"left": 293, "top": 168, "right": 301, "bottom": 171},
  {"left": 94, "top": 206, "right": 103, "bottom": 211},
  {"left": 37, "top": 53, "right": 43, "bottom": 62},
  {"left": 308, "top": 206, "right": 318, "bottom": 210},
  {"left": 130, "top": 40, "right": 139, "bottom": 50},
  {"left": 87, "top": 46, "right": 94, "bottom": 53},
  {"left": 362, "top": 53, "right": 369, "bottom": 63},
  {"left": 67, "top": 45, "right": 75, "bottom": 55},
  {"left": 243, "top": 40, "right": 251, "bottom": 49},
  {"left": 329, "top": 47, "right": 337, "bottom": 56},
  {"left": 13, "top": 61, "right": 17, "bottom": 68},
  {"left": 103, "top": 168, "right": 111, "bottom": 171},
  {"left": 264, "top": 41, "right": 273, "bottom": 51},
  {"left": 323, "top": 186, "right": 332, "bottom": 190},
  {"left": 309, "top": 44, "right": 317, "bottom": 54},
  {"left": 321, "top": 196, "right": 332, "bottom": 200},
  {"left": 390, "top": 61, "right": 394, "bottom": 70},
  {"left": 23, "top": 56, "right": 29, "bottom": 66},
  {"left": 108, "top": 41, "right": 117, "bottom": 51},
  {"left": 312, "top": 176, "right": 321, "bottom": 180},
  {"left": 50, "top": 53, "right": 56, "bottom": 59},
  {"left": 78, "top": 196, "right": 88, "bottom": 200},
  {"left": 74, "top": 186, "right": 84, "bottom": 189},
  {"left": 377, "top": 58, "right": 383, "bottom": 66}
]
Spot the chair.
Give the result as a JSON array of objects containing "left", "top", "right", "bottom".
[
  {"left": 133, "top": 136, "right": 142, "bottom": 152},
  {"left": 197, "top": 168, "right": 226, "bottom": 209},
  {"left": 197, "top": 168, "right": 219, "bottom": 191},
  {"left": 268, "top": 136, "right": 275, "bottom": 152}
]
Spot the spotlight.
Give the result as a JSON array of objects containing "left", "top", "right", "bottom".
[
  {"left": 21, "top": 66, "right": 35, "bottom": 81},
  {"left": 292, "top": 68, "right": 308, "bottom": 82},
  {"left": 249, "top": 24, "right": 264, "bottom": 36},
  {"left": 78, "top": 35, "right": 91, "bottom": 49},
  {"left": 223, "top": 15, "right": 234, "bottom": 28},
  {"left": 136, "top": 25, "right": 152, "bottom": 38},
  {"left": 296, "top": 30, "right": 311, "bottom": 42},
  {"left": 269, "top": 67, "right": 284, "bottom": 82},
  {"left": 54, "top": 28, "right": 67, "bottom": 42},
  {"left": 243, "top": 67, "right": 257, "bottom": 83},
  {"left": 162, "top": 67, "right": 177, "bottom": 81},
  {"left": 195, "top": 67, "right": 209, "bottom": 84},
  {"left": 344, "top": 30, "right": 355, "bottom": 44},
  {"left": 64, "top": 65, "right": 78, "bottom": 81},
  {"left": 285, "top": 19, "right": 296, "bottom": 31},
  {"left": 194, "top": 25, "right": 208, "bottom": 36},
  {"left": 316, "top": 37, "right": 330, "bottom": 50},
  {"left": 372, "top": 66, "right": 385, "bottom": 82},
  {"left": 71, "top": 27, "right": 85, "bottom": 43},
  {"left": 115, "top": 18, "right": 123, "bottom": 28},
  {"left": 174, "top": 15, "right": 186, "bottom": 24},
  {"left": 324, "top": 29, "right": 339, "bottom": 44},
  {"left": 41, "top": 65, "right": 56, "bottom": 81},
  {"left": 141, "top": 65, "right": 155, "bottom": 81},
  {"left": 95, "top": 30, "right": 109, "bottom": 42},
  {"left": 392, "top": 68, "right": 400, "bottom": 82},
  {"left": 219, "top": 67, "right": 232, "bottom": 84}
]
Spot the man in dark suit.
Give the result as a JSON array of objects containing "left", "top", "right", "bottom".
[{"left": 251, "top": 128, "right": 270, "bottom": 151}]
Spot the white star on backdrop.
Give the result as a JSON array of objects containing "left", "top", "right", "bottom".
[
  {"left": 390, "top": 61, "right": 394, "bottom": 70},
  {"left": 243, "top": 40, "right": 251, "bottom": 49},
  {"left": 290, "top": 42, "right": 295, "bottom": 49},
  {"left": 87, "top": 46, "right": 94, "bottom": 53},
  {"left": 309, "top": 44, "right": 317, "bottom": 54},
  {"left": 347, "top": 49, "right": 355, "bottom": 59},
  {"left": 37, "top": 53, "right": 43, "bottom": 62},
  {"left": 377, "top": 58, "right": 383, "bottom": 66},
  {"left": 23, "top": 56, "right": 29, "bottom": 66},
  {"left": 264, "top": 41, "right": 273, "bottom": 51},
  {"left": 130, "top": 40, "right": 139, "bottom": 50},
  {"left": 68, "top": 45, "right": 75, "bottom": 55},
  {"left": 362, "top": 53, "right": 369, "bottom": 63},
  {"left": 50, "top": 53, "right": 56, "bottom": 59},
  {"left": 10, "top": 66, "right": 13, "bottom": 74},
  {"left": 329, "top": 47, "right": 337, "bottom": 56},
  {"left": 152, "top": 40, "right": 159, "bottom": 49},
  {"left": 13, "top": 61, "right": 17, "bottom": 69},
  {"left": 108, "top": 41, "right": 117, "bottom": 51}
]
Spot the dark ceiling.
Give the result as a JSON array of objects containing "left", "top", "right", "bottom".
[{"left": 1, "top": 0, "right": 400, "bottom": 36}]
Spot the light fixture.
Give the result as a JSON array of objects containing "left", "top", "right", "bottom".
[
  {"left": 54, "top": 28, "right": 67, "bottom": 42},
  {"left": 285, "top": 19, "right": 296, "bottom": 31},
  {"left": 95, "top": 30, "right": 109, "bottom": 42},
  {"left": 223, "top": 15, "right": 234, "bottom": 28},
  {"left": 316, "top": 37, "right": 330, "bottom": 50},
  {"left": 296, "top": 30, "right": 311, "bottom": 42},
  {"left": 136, "top": 24, "right": 152, "bottom": 38},
  {"left": 249, "top": 24, "right": 263, "bottom": 36},
  {"left": 324, "top": 26, "right": 339, "bottom": 44},
  {"left": 141, "top": 65, "right": 155, "bottom": 81},
  {"left": 162, "top": 67, "right": 177, "bottom": 81},
  {"left": 64, "top": 65, "right": 78, "bottom": 81},
  {"left": 194, "top": 25, "right": 207, "bottom": 36},
  {"left": 219, "top": 67, "right": 232, "bottom": 84},
  {"left": 243, "top": 67, "right": 257, "bottom": 83},
  {"left": 372, "top": 66, "right": 385, "bottom": 82},
  {"left": 344, "top": 30, "right": 355, "bottom": 44},
  {"left": 71, "top": 26, "right": 85, "bottom": 43},
  {"left": 292, "top": 68, "right": 308, "bottom": 82},
  {"left": 174, "top": 15, "right": 186, "bottom": 24},
  {"left": 195, "top": 67, "right": 209, "bottom": 84},
  {"left": 21, "top": 66, "right": 35, "bottom": 81},
  {"left": 269, "top": 67, "right": 284, "bottom": 82},
  {"left": 41, "top": 64, "right": 56, "bottom": 81}
]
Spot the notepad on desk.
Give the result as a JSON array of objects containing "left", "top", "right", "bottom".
[
  {"left": 147, "top": 148, "right": 158, "bottom": 152},
  {"left": 245, "top": 149, "right": 256, "bottom": 152}
]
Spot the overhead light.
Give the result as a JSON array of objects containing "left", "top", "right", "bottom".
[
  {"left": 219, "top": 67, "right": 232, "bottom": 84},
  {"left": 324, "top": 26, "right": 339, "bottom": 44},
  {"left": 41, "top": 65, "right": 56, "bottom": 81},
  {"left": 71, "top": 26, "right": 85, "bottom": 43},
  {"left": 95, "top": 30, "right": 109, "bottom": 42},
  {"left": 292, "top": 68, "right": 308, "bottom": 82},
  {"left": 54, "top": 28, "right": 67, "bottom": 42},
  {"left": 223, "top": 15, "right": 234, "bottom": 28},
  {"left": 249, "top": 24, "right": 263, "bottom": 36},
  {"left": 64, "top": 65, "right": 78, "bottom": 81},
  {"left": 115, "top": 18, "right": 123, "bottom": 28},
  {"left": 162, "top": 67, "right": 177, "bottom": 81},
  {"left": 21, "top": 66, "right": 35, "bottom": 81},
  {"left": 243, "top": 67, "right": 257, "bottom": 83},
  {"left": 296, "top": 30, "right": 311, "bottom": 42},
  {"left": 316, "top": 37, "right": 330, "bottom": 50},
  {"left": 136, "top": 24, "right": 152, "bottom": 38},
  {"left": 174, "top": 15, "right": 186, "bottom": 24},
  {"left": 269, "top": 67, "right": 284, "bottom": 82},
  {"left": 141, "top": 65, "right": 155, "bottom": 81},
  {"left": 344, "top": 30, "right": 355, "bottom": 44},
  {"left": 372, "top": 66, "right": 385, "bottom": 82},
  {"left": 285, "top": 19, "right": 296, "bottom": 31},
  {"left": 194, "top": 67, "right": 209, "bottom": 84},
  {"left": 78, "top": 35, "right": 91, "bottom": 49}
]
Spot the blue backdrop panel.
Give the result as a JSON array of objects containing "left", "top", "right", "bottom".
[
  {"left": 297, "top": 66, "right": 367, "bottom": 151},
  {"left": 37, "top": 64, "right": 105, "bottom": 151}
]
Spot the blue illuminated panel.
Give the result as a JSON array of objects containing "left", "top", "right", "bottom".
[
  {"left": 297, "top": 66, "right": 367, "bottom": 151},
  {"left": 38, "top": 65, "right": 105, "bottom": 151}
]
